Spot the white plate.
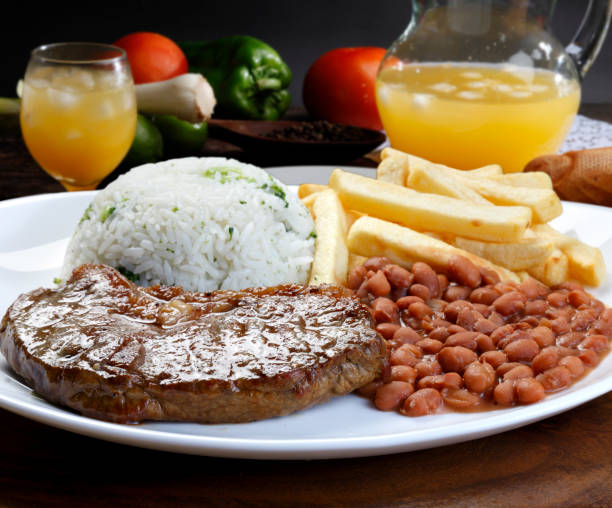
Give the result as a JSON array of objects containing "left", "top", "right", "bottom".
[{"left": 0, "top": 165, "right": 611, "bottom": 460}]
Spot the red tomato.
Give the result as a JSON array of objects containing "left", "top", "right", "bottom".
[
  {"left": 113, "top": 32, "right": 188, "bottom": 84},
  {"left": 302, "top": 47, "right": 386, "bottom": 131}
]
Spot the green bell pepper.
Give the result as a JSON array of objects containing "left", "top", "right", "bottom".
[{"left": 179, "top": 36, "right": 292, "bottom": 121}]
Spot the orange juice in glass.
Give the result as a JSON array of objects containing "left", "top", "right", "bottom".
[
  {"left": 376, "top": 63, "right": 580, "bottom": 172},
  {"left": 20, "top": 43, "right": 136, "bottom": 190}
]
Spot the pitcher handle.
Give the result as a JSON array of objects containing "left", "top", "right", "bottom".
[{"left": 565, "top": 0, "right": 612, "bottom": 79}]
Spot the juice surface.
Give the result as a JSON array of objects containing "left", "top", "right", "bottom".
[
  {"left": 20, "top": 68, "right": 137, "bottom": 189},
  {"left": 375, "top": 64, "right": 580, "bottom": 172}
]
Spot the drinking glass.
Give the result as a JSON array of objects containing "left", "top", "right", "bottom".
[
  {"left": 376, "top": 0, "right": 612, "bottom": 172},
  {"left": 20, "top": 42, "right": 137, "bottom": 190}
]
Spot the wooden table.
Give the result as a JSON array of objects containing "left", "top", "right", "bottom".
[{"left": 0, "top": 106, "right": 611, "bottom": 508}]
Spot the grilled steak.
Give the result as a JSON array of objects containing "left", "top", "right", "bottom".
[{"left": 0, "top": 264, "right": 385, "bottom": 424}]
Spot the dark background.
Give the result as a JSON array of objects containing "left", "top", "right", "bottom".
[{"left": 2, "top": 0, "right": 611, "bottom": 107}]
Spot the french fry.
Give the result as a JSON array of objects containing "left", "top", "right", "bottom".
[
  {"left": 329, "top": 168, "right": 532, "bottom": 242},
  {"left": 526, "top": 248, "right": 569, "bottom": 287},
  {"left": 453, "top": 229, "right": 554, "bottom": 270},
  {"left": 531, "top": 224, "right": 606, "bottom": 286},
  {"left": 378, "top": 149, "right": 560, "bottom": 222},
  {"left": 347, "top": 215, "right": 520, "bottom": 283},
  {"left": 377, "top": 148, "right": 409, "bottom": 186},
  {"left": 308, "top": 189, "right": 349, "bottom": 286},
  {"left": 406, "top": 163, "right": 491, "bottom": 204},
  {"left": 488, "top": 172, "right": 553, "bottom": 190},
  {"left": 450, "top": 173, "right": 562, "bottom": 223},
  {"left": 299, "top": 191, "right": 323, "bottom": 214},
  {"left": 298, "top": 183, "right": 328, "bottom": 199}
]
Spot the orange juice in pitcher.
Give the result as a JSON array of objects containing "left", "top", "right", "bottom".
[
  {"left": 376, "top": 0, "right": 611, "bottom": 172},
  {"left": 376, "top": 63, "right": 580, "bottom": 172}
]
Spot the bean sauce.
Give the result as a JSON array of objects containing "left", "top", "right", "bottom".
[{"left": 354, "top": 255, "right": 611, "bottom": 417}]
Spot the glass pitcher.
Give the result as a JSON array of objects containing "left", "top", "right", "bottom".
[{"left": 376, "top": 0, "right": 612, "bottom": 172}]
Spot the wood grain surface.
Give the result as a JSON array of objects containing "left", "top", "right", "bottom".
[{"left": 0, "top": 105, "right": 611, "bottom": 508}]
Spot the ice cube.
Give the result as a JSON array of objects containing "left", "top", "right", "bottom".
[
  {"left": 412, "top": 93, "right": 432, "bottom": 109},
  {"left": 494, "top": 84, "right": 513, "bottom": 93},
  {"left": 509, "top": 90, "right": 532, "bottom": 99},
  {"left": 47, "top": 88, "right": 80, "bottom": 108},
  {"left": 466, "top": 81, "right": 487, "bottom": 89},
  {"left": 457, "top": 91, "right": 483, "bottom": 100},
  {"left": 429, "top": 82, "right": 456, "bottom": 93}
]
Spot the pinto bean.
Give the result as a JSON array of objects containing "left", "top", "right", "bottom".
[
  {"left": 580, "top": 334, "right": 609, "bottom": 353},
  {"left": 365, "top": 270, "right": 391, "bottom": 297},
  {"left": 494, "top": 380, "right": 516, "bottom": 406},
  {"left": 536, "top": 366, "right": 572, "bottom": 392},
  {"left": 578, "top": 349, "right": 599, "bottom": 367},
  {"left": 480, "top": 350, "right": 508, "bottom": 369},
  {"left": 550, "top": 317, "right": 570, "bottom": 336},
  {"left": 475, "top": 333, "right": 495, "bottom": 353},
  {"left": 444, "top": 285, "right": 472, "bottom": 302},
  {"left": 547, "top": 291, "right": 568, "bottom": 308},
  {"left": 442, "top": 388, "right": 481, "bottom": 410},
  {"left": 529, "top": 326, "right": 555, "bottom": 348},
  {"left": 437, "top": 346, "right": 478, "bottom": 373},
  {"left": 493, "top": 291, "right": 526, "bottom": 316},
  {"left": 401, "top": 388, "right": 442, "bottom": 417},
  {"left": 371, "top": 297, "right": 399, "bottom": 323},
  {"left": 414, "top": 360, "right": 443, "bottom": 379},
  {"left": 347, "top": 265, "right": 368, "bottom": 290},
  {"left": 474, "top": 318, "right": 497, "bottom": 335},
  {"left": 557, "top": 332, "right": 584, "bottom": 348},
  {"left": 417, "top": 372, "right": 463, "bottom": 390},
  {"left": 363, "top": 256, "right": 392, "bottom": 272},
  {"left": 409, "top": 284, "right": 431, "bottom": 301},
  {"left": 445, "top": 331, "right": 479, "bottom": 350},
  {"left": 532, "top": 347, "right": 559, "bottom": 374},
  {"left": 559, "top": 356, "right": 584, "bottom": 377},
  {"left": 412, "top": 262, "right": 441, "bottom": 298},
  {"left": 519, "top": 277, "right": 548, "bottom": 299},
  {"left": 503, "top": 365, "right": 534, "bottom": 381},
  {"left": 390, "top": 344, "right": 421, "bottom": 367},
  {"left": 525, "top": 299, "right": 548, "bottom": 316},
  {"left": 430, "top": 327, "right": 450, "bottom": 342},
  {"left": 375, "top": 323, "right": 401, "bottom": 341},
  {"left": 358, "top": 380, "right": 383, "bottom": 398},
  {"left": 383, "top": 264, "right": 413, "bottom": 289},
  {"left": 447, "top": 255, "right": 482, "bottom": 288},
  {"left": 375, "top": 381, "right": 415, "bottom": 410},
  {"left": 479, "top": 266, "right": 501, "bottom": 286},
  {"left": 392, "top": 327, "right": 422, "bottom": 345},
  {"left": 417, "top": 338, "right": 444, "bottom": 354},
  {"left": 568, "top": 290, "right": 590, "bottom": 308},
  {"left": 408, "top": 301, "right": 433, "bottom": 321},
  {"left": 470, "top": 287, "right": 500, "bottom": 305},
  {"left": 515, "top": 378, "right": 545, "bottom": 404},
  {"left": 437, "top": 274, "right": 449, "bottom": 292},
  {"left": 496, "top": 362, "right": 523, "bottom": 377},
  {"left": 444, "top": 300, "right": 473, "bottom": 323},
  {"left": 390, "top": 365, "right": 417, "bottom": 384},
  {"left": 490, "top": 324, "right": 515, "bottom": 345},
  {"left": 463, "top": 361, "right": 495, "bottom": 393},
  {"left": 456, "top": 307, "right": 482, "bottom": 331},
  {"left": 504, "top": 338, "right": 540, "bottom": 362},
  {"left": 396, "top": 295, "right": 425, "bottom": 309}
]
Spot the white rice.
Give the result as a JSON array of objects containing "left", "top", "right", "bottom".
[{"left": 61, "top": 157, "right": 315, "bottom": 291}]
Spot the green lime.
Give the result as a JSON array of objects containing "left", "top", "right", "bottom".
[
  {"left": 122, "top": 113, "right": 163, "bottom": 168},
  {"left": 152, "top": 114, "right": 208, "bottom": 158}
]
